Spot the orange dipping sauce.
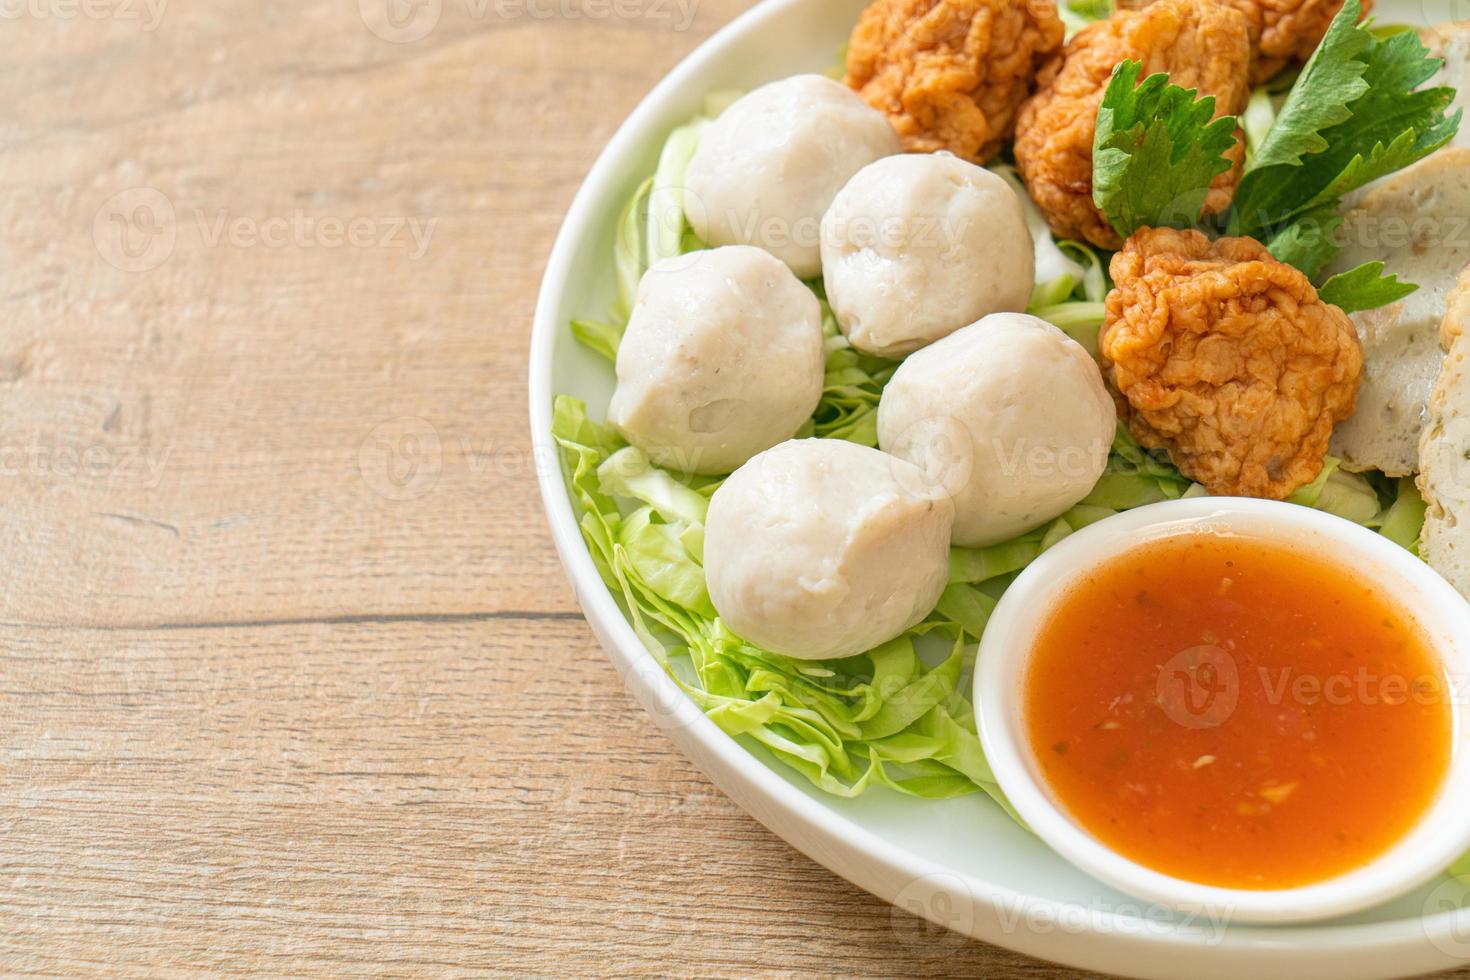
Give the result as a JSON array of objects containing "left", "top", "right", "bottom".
[{"left": 1025, "top": 533, "right": 1451, "bottom": 889}]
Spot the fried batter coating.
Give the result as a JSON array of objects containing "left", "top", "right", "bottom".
[
  {"left": 1118, "top": 0, "right": 1373, "bottom": 83},
  {"left": 1100, "top": 228, "right": 1363, "bottom": 499},
  {"left": 844, "top": 0, "right": 1065, "bottom": 162},
  {"left": 1014, "top": 0, "right": 1251, "bottom": 250}
]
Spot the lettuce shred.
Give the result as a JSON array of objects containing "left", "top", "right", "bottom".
[
  {"left": 1020, "top": 224, "right": 1110, "bottom": 356},
  {"left": 1059, "top": 0, "right": 1111, "bottom": 37},
  {"left": 554, "top": 98, "right": 1433, "bottom": 814},
  {"left": 553, "top": 395, "right": 1017, "bottom": 811}
]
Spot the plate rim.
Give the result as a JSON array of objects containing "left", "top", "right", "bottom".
[{"left": 525, "top": 1, "right": 1470, "bottom": 974}]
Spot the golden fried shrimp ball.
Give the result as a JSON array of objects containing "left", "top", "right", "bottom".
[
  {"left": 1100, "top": 228, "right": 1363, "bottom": 499},
  {"left": 1014, "top": 0, "right": 1251, "bottom": 250},
  {"left": 1118, "top": 0, "right": 1373, "bottom": 83},
  {"left": 844, "top": 0, "right": 1065, "bottom": 163}
]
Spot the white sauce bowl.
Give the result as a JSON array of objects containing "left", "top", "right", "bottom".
[{"left": 975, "top": 498, "right": 1470, "bottom": 924}]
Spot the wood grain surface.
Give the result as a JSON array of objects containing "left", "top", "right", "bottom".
[{"left": 0, "top": 1, "right": 1464, "bottom": 976}]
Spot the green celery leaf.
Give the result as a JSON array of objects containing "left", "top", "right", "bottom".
[
  {"left": 1231, "top": 1, "right": 1459, "bottom": 249},
  {"left": 1263, "top": 204, "right": 1343, "bottom": 275},
  {"left": 1093, "top": 60, "right": 1239, "bottom": 239},
  {"left": 1241, "top": 0, "right": 1371, "bottom": 175},
  {"left": 1317, "top": 261, "right": 1418, "bottom": 314}
]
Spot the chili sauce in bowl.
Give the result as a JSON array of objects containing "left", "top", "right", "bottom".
[
  {"left": 1025, "top": 533, "right": 1450, "bottom": 890},
  {"left": 975, "top": 498, "right": 1470, "bottom": 922}
]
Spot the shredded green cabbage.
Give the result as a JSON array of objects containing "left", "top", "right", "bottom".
[
  {"left": 649, "top": 121, "right": 706, "bottom": 263},
  {"left": 554, "top": 103, "right": 1435, "bottom": 817},
  {"left": 1451, "top": 850, "right": 1470, "bottom": 885},
  {"left": 554, "top": 395, "right": 1018, "bottom": 811},
  {"left": 1059, "top": 0, "right": 1112, "bottom": 37},
  {"left": 1380, "top": 477, "right": 1429, "bottom": 552},
  {"left": 804, "top": 284, "right": 897, "bottom": 447},
  {"left": 1242, "top": 87, "right": 1279, "bottom": 166},
  {"left": 1025, "top": 235, "right": 1110, "bottom": 353}
]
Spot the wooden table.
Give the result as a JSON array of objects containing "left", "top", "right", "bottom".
[{"left": 0, "top": 1, "right": 1459, "bottom": 976}]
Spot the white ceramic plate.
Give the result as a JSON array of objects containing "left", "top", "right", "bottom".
[{"left": 528, "top": 2, "right": 1470, "bottom": 975}]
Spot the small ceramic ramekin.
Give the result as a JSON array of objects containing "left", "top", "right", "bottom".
[{"left": 975, "top": 497, "right": 1470, "bottom": 924}]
